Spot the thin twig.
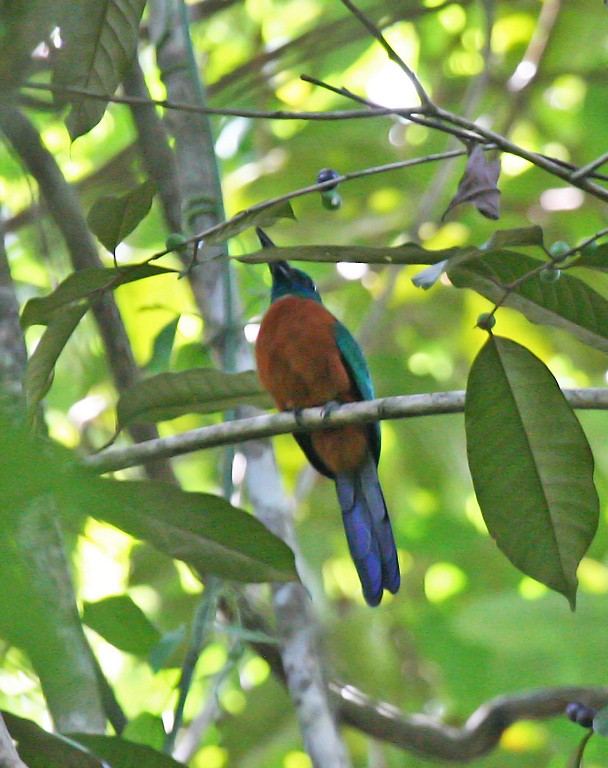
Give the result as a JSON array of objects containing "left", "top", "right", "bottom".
[
  {"left": 23, "top": 81, "right": 409, "bottom": 121},
  {"left": 337, "top": 0, "right": 432, "bottom": 108},
  {"left": 570, "top": 150, "right": 608, "bottom": 181},
  {"left": 165, "top": 580, "right": 221, "bottom": 754},
  {"left": 140, "top": 147, "right": 480, "bottom": 265},
  {"left": 300, "top": 74, "right": 479, "bottom": 143}
]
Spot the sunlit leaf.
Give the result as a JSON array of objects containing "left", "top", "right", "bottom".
[
  {"left": 465, "top": 335, "right": 598, "bottom": 608},
  {"left": 25, "top": 302, "right": 88, "bottom": 420},
  {"left": 21, "top": 264, "right": 178, "bottom": 328},
  {"left": 82, "top": 595, "right": 161, "bottom": 657},
  {"left": 67, "top": 734, "right": 184, "bottom": 768},
  {"left": 122, "top": 712, "right": 167, "bottom": 752},
  {"left": 83, "top": 479, "right": 298, "bottom": 583},
  {"left": 2, "top": 711, "right": 104, "bottom": 768},
  {"left": 116, "top": 369, "right": 273, "bottom": 429},
  {"left": 449, "top": 251, "right": 608, "bottom": 354},
  {"left": 87, "top": 179, "right": 157, "bottom": 254},
  {"left": 53, "top": 0, "right": 147, "bottom": 139}
]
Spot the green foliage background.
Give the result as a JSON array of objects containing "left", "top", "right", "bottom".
[{"left": 3, "top": 0, "right": 608, "bottom": 766}]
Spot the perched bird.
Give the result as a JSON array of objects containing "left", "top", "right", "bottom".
[{"left": 254, "top": 228, "right": 400, "bottom": 606}]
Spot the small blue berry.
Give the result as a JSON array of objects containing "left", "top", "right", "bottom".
[{"left": 317, "top": 168, "right": 340, "bottom": 190}]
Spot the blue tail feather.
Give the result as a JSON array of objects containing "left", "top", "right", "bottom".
[{"left": 335, "top": 457, "right": 400, "bottom": 606}]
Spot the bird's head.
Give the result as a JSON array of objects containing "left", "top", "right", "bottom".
[{"left": 256, "top": 228, "right": 322, "bottom": 304}]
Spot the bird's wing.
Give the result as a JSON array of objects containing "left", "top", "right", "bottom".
[{"left": 333, "top": 321, "right": 381, "bottom": 464}]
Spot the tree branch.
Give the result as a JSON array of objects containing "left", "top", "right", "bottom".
[
  {"left": 85, "top": 388, "right": 608, "bottom": 474},
  {"left": 333, "top": 682, "right": 607, "bottom": 761},
  {"left": 222, "top": 589, "right": 608, "bottom": 762},
  {"left": 150, "top": 1, "right": 352, "bottom": 763}
]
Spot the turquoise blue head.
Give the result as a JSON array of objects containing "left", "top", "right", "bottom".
[{"left": 256, "top": 228, "right": 322, "bottom": 304}]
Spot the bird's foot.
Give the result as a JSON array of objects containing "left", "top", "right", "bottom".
[
  {"left": 320, "top": 399, "right": 341, "bottom": 420},
  {"left": 292, "top": 407, "right": 305, "bottom": 427}
]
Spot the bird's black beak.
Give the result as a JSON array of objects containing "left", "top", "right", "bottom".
[
  {"left": 256, "top": 228, "right": 292, "bottom": 281},
  {"left": 256, "top": 227, "right": 275, "bottom": 249}
]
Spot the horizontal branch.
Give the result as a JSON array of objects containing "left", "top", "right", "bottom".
[
  {"left": 225, "top": 590, "right": 607, "bottom": 761},
  {"left": 84, "top": 388, "right": 608, "bottom": 474},
  {"left": 334, "top": 681, "right": 608, "bottom": 761},
  {"left": 23, "top": 81, "right": 411, "bottom": 121}
]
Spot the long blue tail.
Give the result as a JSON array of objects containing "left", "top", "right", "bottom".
[{"left": 335, "top": 456, "right": 400, "bottom": 606}]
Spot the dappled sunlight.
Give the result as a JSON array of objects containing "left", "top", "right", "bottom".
[{"left": 424, "top": 562, "right": 467, "bottom": 603}]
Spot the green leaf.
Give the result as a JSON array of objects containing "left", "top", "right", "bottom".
[
  {"left": 83, "top": 479, "right": 298, "bottom": 583},
  {"left": 481, "top": 225, "right": 545, "bottom": 251},
  {"left": 82, "top": 595, "right": 161, "bottom": 657},
  {"left": 2, "top": 711, "right": 104, "bottom": 768},
  {"left": 21, "top": 264, "right": 177, "bottom": 328},
  {"left": 239, "top": 242, "right": 467, "bottom": 265},
  {"left": 122, "top": 712, "right": 167, "bottom": 751},
  {"left": 465, "top": 335, "right": 598, "bottom": 608},
  {"left": 449, "top": 251, "right": 608, "bottom": 354},
  {"left": 201, "top": 200, "right": 296, "bottom": 247},
  {"left": 53, "top": 0, "right": 147, "bottom": 139},
  {"left": 67, "top": 734, "right": 185, "bottom": 768},
  {"left": 87, "top": 180, "right": 157, "bottom": 253},
  {"left": 576, "top": 242, "right": 608, "bottom": 271},
  {"left": 116, "top": 369, "right": 273, "bottom": 429},
  {"left": 25, "top": 302, "right": 88, "bottom": 419},
  {"left": 144, "top": 317, "right": 180, "bottom": 375}
]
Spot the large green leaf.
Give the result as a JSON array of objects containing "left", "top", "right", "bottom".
[
  {"left": 449, "top": 252, "right": 608, "bottom": 354},
  {"left": 53, "top": 0, "right": 147, "bottom": 139},
  {"left": 21, "top": 264, "right": 177, "bottom": 327},
  {"left": 82, "top": 595, "right": 161, "bottom": 657},
  {"left": 25, "top": 302, "right": 89, "bottom": 421},
  {"left": 239, "top": 242, "right": 467, "bottom": 266},
  {"left": 68, "top": 734, "right": 185, "bottom": 768},
  {"left": 2, "top": 712, "right": 103, "bottom": 768},
  {"left": 240, "top": 226, "right": 546, "bottom": 270},
  {"left": 116, "top": 369, "right": 273, "bottom": 429},
  {"left": 87, "top": 179, "right": 157, "bottom": 254},
  {"left": 465, "top": 335, "right": 598, "bottom": 608},
  {"left": 82, "top": 479, "right": 297, "bottom": 584}
]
